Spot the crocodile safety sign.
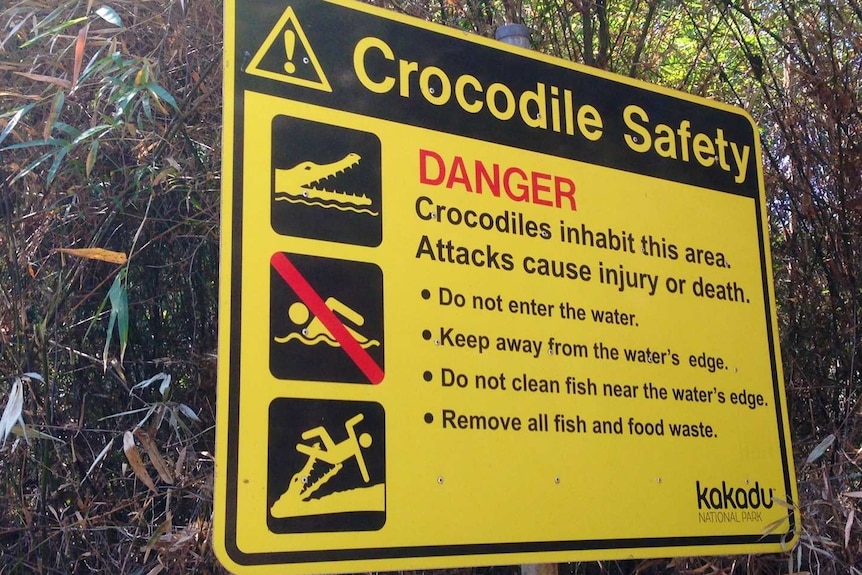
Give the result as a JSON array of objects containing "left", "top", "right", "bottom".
[{"left": 216, "top": 0, "right": 800, "bottom": 573}]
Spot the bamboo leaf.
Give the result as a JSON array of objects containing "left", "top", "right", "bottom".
[
  {"left": 146, "top": 83, "right": 179, "bottom": 111},
  {"left": 55, "top": 247, "right": 128, "bottom": 265},
  {"left": 43, "top": 91, "right": 65, "bottom": 140},
  {"left": 51, "top": 122, "right": 80, "bottom": 138},
  {"left": 103, "top": 269, "right": 129, "bottom": 369},
  {"left": 95, "top": 6, "right": 123, "bottom": 27},
  {"left": 143, "top": 513, "right": 172, "bottom": 562},
  {"left": 103, "top": 310, "right": 115, "bottom": 372},
  {"left": 83, "top": 437, "right": 115, "bottom": 483},
  {"left": 761, "top": 516, "right": 788, "bottom": 536},
  {"left": 130, "top": 372, "right": 169, "bottom": 396},
  {"left": 152, "top": 166, "right": 177, "bottom": 187},
  {"left": 10, "top": 150, "right": 55, "bottom": 183},
  {"left": 178, "top": 403, "right": 200, "bottom": 423},
  {"left": 19, "top": 16, "right": 88, "bottom": 48},
  {"left": 2, "top": 138, "right": 65, "bottom": 151},
  {"left": 0, "top": 92, "right": 41, "bottom": 100},
  {"left": 8, "top": 424, "right": 64, "bottom": 443},
  {"left": 806, "top": 433, "right": 835, "bottom": 463},
  {"left": 174, "top": 446, "right": 187, "bottom": 479},
  {"left": 141, "top": 96, "right": 153, "bottom": 121},
  {"left": 77, "top": 48, "right": 111, "bottom": 85},
  {"left": 112, "top": 271, "right": 129, "bottom": 362},
  {"left": 0, "top": 103, "right": 39, "bottom": 147},
  {"left": 122, "top": 430, "right": 156, "bottom": 493},
  {"left": 71, "top": 124, "right": 112, "bottom": 146},
  {"left": 98, "top": 406, "right": 151, "bottom": 421},
  {"left": 136, "top": 404, "right": 158, "bottom": 429},
  {"left": 46, "top": 146, "right": 69, "bottom": 184},
  {"left": 12, "top": 71, "right": 72, "bottom": 89},
  {"left": 134, "top": 428, "right": 173, "bottom": 483},
  {"left": 0, "top": 378, "right": 25, "bottom": 444},
  {"left": 85, "top": 139, "right": 99, "bottom": 177},
  {"left": 71, "top": 25, "right": 88, "bottom": 92}
]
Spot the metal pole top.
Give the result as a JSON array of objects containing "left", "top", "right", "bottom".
[{"left": 495, "top": 23, "right": 530, "bottom": 48}]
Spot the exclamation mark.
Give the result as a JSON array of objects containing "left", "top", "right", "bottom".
[{"left": 283, "top": 30, "right": 296, "bottom": 74}]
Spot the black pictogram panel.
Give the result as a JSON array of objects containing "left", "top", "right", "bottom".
[
  {"left": 271, "top": 116, "right": 382, "bottom": 246},
  {"left": 270, "top": 252, "right": 384, "bottom": 384},
  {"left": 267, "top": 398, "right": 386, "bottom": 533}
]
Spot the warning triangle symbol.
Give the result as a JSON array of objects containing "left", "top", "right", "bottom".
[{"left": 246, "top": 6, "right": 332, "bottom": 92}]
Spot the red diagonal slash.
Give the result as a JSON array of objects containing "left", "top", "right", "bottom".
[{"left": 271, "top": 252, "right": 384, "bottom": 384}]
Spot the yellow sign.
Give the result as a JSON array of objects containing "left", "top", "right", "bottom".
[{"left": 217, "top": 1, "right": 799, "bottom": 573}]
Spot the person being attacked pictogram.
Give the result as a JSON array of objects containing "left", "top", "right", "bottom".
[
  {"left": 296, "top": 414, "right": 372, "bottom": 482},
  {"left": 269, "top": 411, "right": 384, "bottom": 521}
]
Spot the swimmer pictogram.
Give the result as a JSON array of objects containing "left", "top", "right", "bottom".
[
  {"left": 270, "top": 252, "right": 384, "bottom": 384},
  {"left": 274, "top": 298, "right": 380, "bottom": 350},
  {"left": 271, "top": 116, "right": 382, "bottom": 246},
  {"left": 268, "top": 398, "right": 385, "bottom": 533}
]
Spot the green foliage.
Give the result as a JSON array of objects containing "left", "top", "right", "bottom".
[
  {"left": 1, "top": 0, "right": 223, "bottom": 572},
  {"left": 103, "top": 268, "right": 129, "bottom": 368}
]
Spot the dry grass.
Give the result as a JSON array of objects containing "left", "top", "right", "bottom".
[{"left": 1, "top": 0, "right": 222, "bottom": 572}]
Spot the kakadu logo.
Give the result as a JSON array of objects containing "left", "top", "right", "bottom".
[{"left": 695, "top": 480, "right": 775, "bottom": 510}]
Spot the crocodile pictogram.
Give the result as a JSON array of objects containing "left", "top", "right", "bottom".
[{"left": 274, "top": 153, "right": 377, "bottom": 215}]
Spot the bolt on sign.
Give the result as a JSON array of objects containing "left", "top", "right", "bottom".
[{"left": 216, "top": 0, "right": 800, "bottom": 572}]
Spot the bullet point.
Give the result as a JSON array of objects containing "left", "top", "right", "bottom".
[
  {"left": 423, "top": 370, "right": 432, "bottom": 382},
  {"left": 424, "top": 413, "right": 434, "bottom": 423},
  {"left": 422, "top": 329, "right": 432, "bottom": 340},
  {"left": 421, "top": 289, "right": 431, "bottom": 300}
]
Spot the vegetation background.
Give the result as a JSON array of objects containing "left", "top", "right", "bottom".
[{"left": 1, "top": 0, "right": 860, "bottom": 573}]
